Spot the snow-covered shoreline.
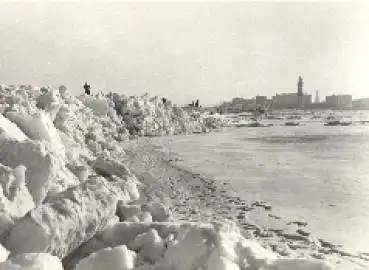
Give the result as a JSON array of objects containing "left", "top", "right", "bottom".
[
  {"left": 122, "top": 137, "right": 369, "bottom": 270},
  {"left": 0, "top": 84, "right": 349, "bottom": 269}
]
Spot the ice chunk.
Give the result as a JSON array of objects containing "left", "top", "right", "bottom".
[
  {"left": 100, "top": 222, "right": 181, "bottom": 248},
  {"left": 78, "top": 96, "right": 109, "bottom": 117},
  {"left": 0, "top": 114, "right": 28, "bottom": 141},
  {"left": 142, "top": 202, "right": 169, "bottom": 222},
  {"left": 0, "top": 245, "right": 9, "bottom": 263},
  {"left": 92, "top": 157, "right": 132, "bottom": 178},
  {"left": 129, "top": 229, "right": 165, "bottom": 263},
  {"left": 237, "top": 239, "right": 277, "bottom": 268},
  {"left": 4, "top": 176, "right": 134, "bottom": 258},
  {"left": 6, "top": 111, "right": 65, "bottom": 157},
  {"left": 0, "top": 253, "right": 63, "bottom": 270},
  {"left": 36, "top": 88, "right": 61, "bottom": 121},
  {"left": 0, "top": 138, "right": 78, "bottom": 205},
  {"left": 116, "top": 203, "right": 141, "bottom": 220},
  {"left": 137, "top": 212, "right": 153, "bottom": 223},
  {"left": 163, "top": 227, "right": 214, "bottom": 270},
  {"left": 0, "top": 164, "right": 35, "bottom": 235},
  {"left": 73, "top": 245, "right": 136, "bottom": 270}
]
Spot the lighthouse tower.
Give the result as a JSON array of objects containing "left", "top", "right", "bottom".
[{"left": 297, "top": 76, "right": 303, "bottom": 108}]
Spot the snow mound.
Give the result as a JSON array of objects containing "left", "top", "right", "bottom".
[
  {"left": 4, "top": 176, "right": 138, "bottom": 258},
  {"left": 64, "top": 221, "right": 333, "bottom": 270}
]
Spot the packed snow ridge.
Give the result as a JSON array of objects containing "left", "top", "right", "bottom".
[{"left": 0, "top": 84, "right": 332, "bottom": 269}]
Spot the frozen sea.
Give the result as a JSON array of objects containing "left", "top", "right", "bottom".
[{"left": 152, "top": 111, "right": 369, "bottom": 253}]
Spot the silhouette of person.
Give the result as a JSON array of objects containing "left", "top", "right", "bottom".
[
  {"left": 83, "top": 82, "right": 91, "bottom": 95},
  {"left": 195, "top": 99, "right": 199, "bottom": 107}
]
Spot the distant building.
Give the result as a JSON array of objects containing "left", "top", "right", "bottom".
[
  {"left": 297, "top": 76, "right": 304, "bottom": 108},
  {"left": 255, "top": 96, "right": 267, "bottom": 108},
  {"left": 271, "top": 93, "right": 312, "bottom": 109},
  {"left": 353, "top": 98, "right": 369, "bottom": 110},
  {"left": 325, "top": 94, "right": 352, "bottom": 109},
  {"left": 218, "top": 97, "right": 257, "bottom": 114},
  {"left": 218, "top": 101, "right": 243, "bottom": 114},
  {"left": 314, "top": 90, "right": 320, "bottom": 103}
]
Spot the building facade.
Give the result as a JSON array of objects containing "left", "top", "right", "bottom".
[
  {"left": 353, "top": 98, "right": 369, "bottom": 110},
  {"left": 325, "top": 95, "right": 352, "bottom": 109},
  {"left": 255, "top": 96, "right": 267, "bottom": 107},
  {"left": 271, "top": 93, "right": 312, "bottom": 109}
]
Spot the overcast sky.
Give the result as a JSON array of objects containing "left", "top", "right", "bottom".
[{"left": 0, "top": 1, "right": 368, "bottom": 105}]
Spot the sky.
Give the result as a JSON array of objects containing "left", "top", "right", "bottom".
[{"left": 0, "top": 1, "right": 369, "bottom": 106}]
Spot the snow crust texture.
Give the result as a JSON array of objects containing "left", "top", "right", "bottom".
[{"left": 0, "top": 84, "right": 332, "bottom": 270}]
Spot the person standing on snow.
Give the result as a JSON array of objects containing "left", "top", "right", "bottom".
[{"left": 83, "top": 82, "right": 91, "bottom": 95}]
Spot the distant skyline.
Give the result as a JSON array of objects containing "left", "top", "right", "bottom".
[{"left": 1, "top": 1, "right": 369, "bottom": 106}]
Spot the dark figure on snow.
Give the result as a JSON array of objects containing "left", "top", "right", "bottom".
[
  {"left": 162, "top": 97, "right": 167, "bottom": 105},
  {"left": 195, "top": 99, "right": 199, "bottom": 108},
  {"left": 83, "top": 82, "right": 91, "bottom": 95}
]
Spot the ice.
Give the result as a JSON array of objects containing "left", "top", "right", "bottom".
[
  {"left": 206, "top": 253, "right": 240, "bottom": 270},
  {"left": 237, "top": 239, "right": 277, "bottom": 268},
  {"left": 73, "top": 245, "right": 136, "bottom": 270},
  {"left": 116, "top": 203, "right": 141, "bottom": 221},
  {"left": 129, "top": 229, "right": 165, "bottom": 263},
  {"left": 0, "top": 138, "right": 78, "bottom": 205},
  {"left": 0, "top": 253, "right": 63, "bottom": 270},
  {"left": 92, "top": 157, "right": 132, "bottom": 178},
  {"left": 78, "top": 96, "right": 109, "bottom": 117},
  {"left": 6, "top": 111, "right": 65, "bottom": 157},
  {"left": 36, "top": 87, "right": 61, "bottom": 121},
  {"left": 0, "top": 114, "right": 28, "bottom": 141},
  {"left": 0, "top": 245, "right": 9, "bottom": 263},
  {"left": 0, "top": 164, "right": 35, "bottom": 235},
  {"left": 4, "top": 176, "right": 137, "bottom": 258},
  {"left": 136, "top": 212, "right": 153, "bottom": 223},
  {"left": 142, "top": 202, "right": 170, "bottom": 222},
  {"left": 163, "top": 226, "right": 213, "bottom": 270}
]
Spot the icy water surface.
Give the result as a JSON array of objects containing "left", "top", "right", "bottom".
[{"left": 152, "top": 116, "right": 369, "bottom": 253}]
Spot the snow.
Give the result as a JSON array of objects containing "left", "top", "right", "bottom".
[
  {"left": 0, "top": 114, "right": 28, "bottom": 141},
  {"left": 0, "top": 164, "right": 35, "bottom": 235},
  {"left": 129, "top": 229, "right": 165, "bottom": 263},
  {"left": 4, "top": 176, "right": 137, "bottom": 258},
  {"left": 0, "top": 245, "right": 9, "bottom": 263},
  {"left": 206, "top": 253, "right": 240, "bottom": 270},
  {"left": 142, "top": 202, "right": 170, "bottom": 222},
  {"left": 0, "top": 138, "right": 78, "bottom": 205},
  {"left": 78, "top": 96, "right": 109, "bottom": 117},
  {"left": 73, "top": 245, "right": 136, "bottom": 270},
  {"left": 6, "top": 111, "right": 65, "bottom": 156},
  {"left": 0, "top": 84, "right": 335, "bottom": 270},
  {"left": 0, "top": 253, "right": 63, "bottom": 270},
  {"left": 116, "top": 203, "right": 141, "bottom": 221}
]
